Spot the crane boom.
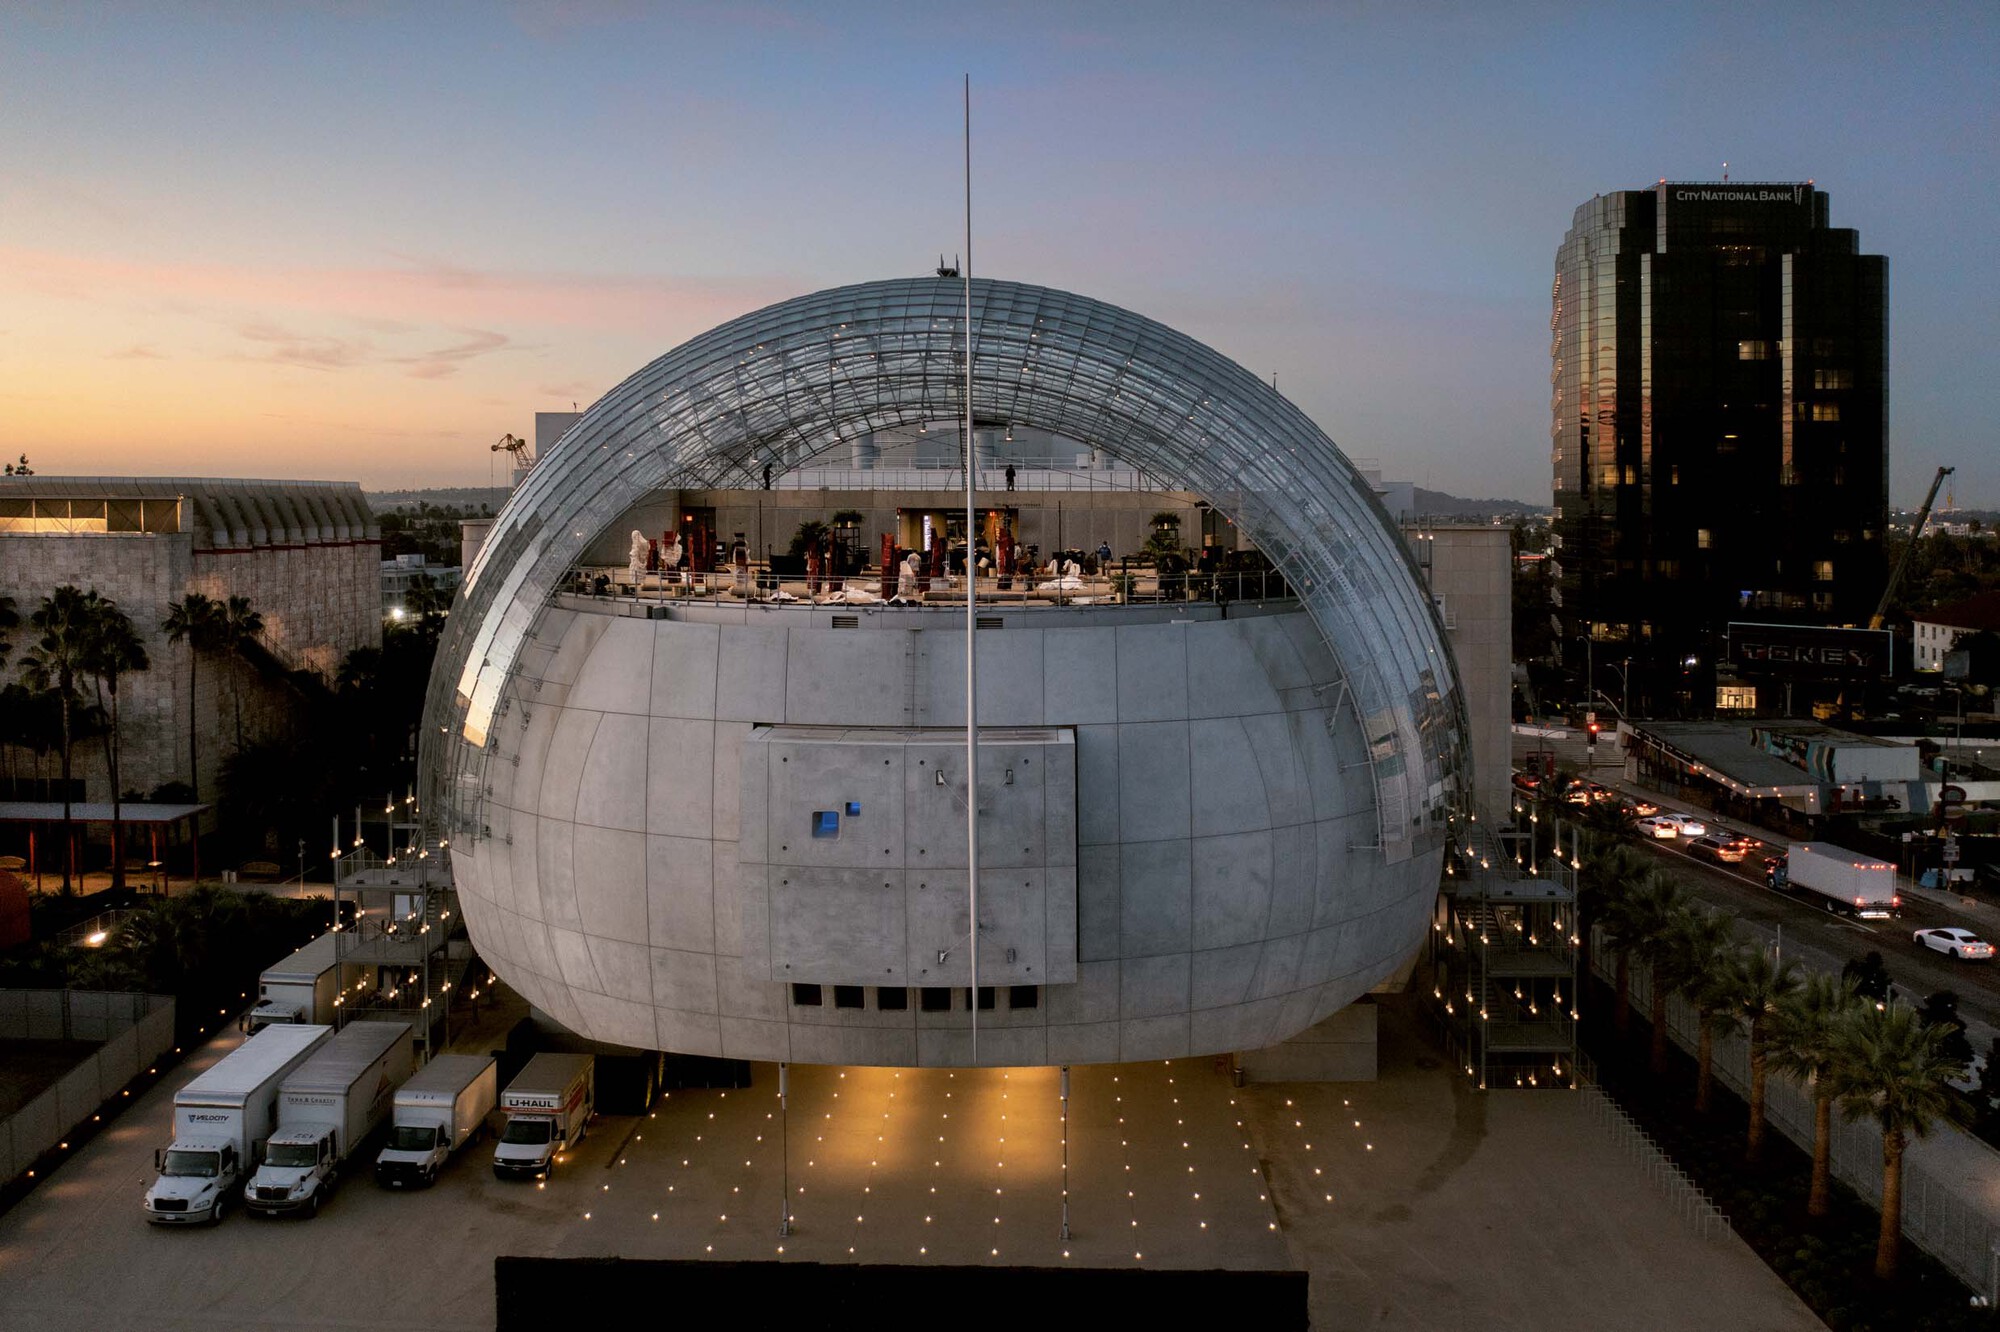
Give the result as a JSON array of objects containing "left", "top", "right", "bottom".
[{"left": 1869, "top": 465, "right": 1954, "bottom": 630}]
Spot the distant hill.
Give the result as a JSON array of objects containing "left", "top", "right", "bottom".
[
  {"left": 1411, "top": 486, "right": 1549, "bottom": 518},
  {"left": 366, "top": 487, "right": 512, "bottom": 514}
]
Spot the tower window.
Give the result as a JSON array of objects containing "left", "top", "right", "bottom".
[
  {"left": 1736, "top": 340, "right": 1772, "bottom": 361},
  {"left": 1696, "top": 529, "right": 1713, "bottom": 550},
  {"left": 1811, "top": 402, "right": 1840, "bottom": 422},
  {"left": 1813, "top": 369, "right": 1851, "bottom": 390},
  {"left": 919, "top": 986, "right": 952, "bottom": 1012}
]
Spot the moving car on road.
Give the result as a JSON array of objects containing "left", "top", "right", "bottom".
[
  {"left": 1636, "top": 816, "right": 1680, "bottom": 839},
  {"left": 1657, "top": 812, "right": 1708, "bottom": 837},
  {"left": 1913, "top": 928, "right": 1995, "bottom": 961},
  {"left": 1687, "top": 835, "right": 1750, "bottom": 864}
]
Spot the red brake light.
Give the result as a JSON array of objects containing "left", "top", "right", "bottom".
[{"left": 1891, "top": 897, "right": 1901, "bottom": 907}]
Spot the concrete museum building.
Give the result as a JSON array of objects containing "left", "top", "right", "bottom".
[{"left": 423, "top": 277, "right": 1469, "bottom": 1068}]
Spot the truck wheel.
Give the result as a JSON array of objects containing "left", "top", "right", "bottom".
[
  {"left": 211, "top": 1194, "right": 227, "bottom": 1226},
  {"left": 305, "top": 1193, "right": 319, "bottom": 1219},
  {"left": 425, "top": 1166, "right": 437, "bottom": 1187}
]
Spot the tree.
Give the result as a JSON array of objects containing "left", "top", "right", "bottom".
[
  {"left": 1768, "top": 973, "right": 1863, "bottom": 1216},
  {"left": 1714, "top": 947, "right": 1802, "bottom": 1161},
  {"left": 0, "top": 594, "right": 16, "bottom": 675},
  {"left": 1574, "top": 838, "right": 1647, "bottom": 1011},
  {"left": 1656, "top": 905, "right": 1737, "bottom": 1091},
  {"left": 1841, "top": 950, "right": 1893, "bottom": 1006},
  {"left": 77, "top": 597, "right": 150, "bottom": 889},
  {"left": 1829, "top": 1001, "right": 1967, "bottom": 1279},
  {"left": 18, "top": 586, "right": 98, "bottom": 890},
  {"left": 217, "top": 595, "right": 265, "bottom": 751},
  {"left": 162, "top": 593, "right": 223, "bottom": 794},
  {"left": 1602, "top": 867, "right": 1676, "bottom": 1036}
]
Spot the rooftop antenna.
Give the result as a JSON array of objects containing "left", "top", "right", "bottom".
[{"left": 961, "top": 72, "right": 981, "bottom": 1068}]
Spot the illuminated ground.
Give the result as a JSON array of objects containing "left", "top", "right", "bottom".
[{"left": 0, "top": 994, "right": 1819, "bottom": 1331}]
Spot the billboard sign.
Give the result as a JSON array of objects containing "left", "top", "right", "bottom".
[{"left": 1726, "top": 623, "right": 1894, "bottom": 678}]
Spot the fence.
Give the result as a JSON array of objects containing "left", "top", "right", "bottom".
[
  {"left": 0, "top": 989, "right": 175, "bottom": 1181},
  {"left": 1592, "top": 930, "right": 2000, "bottom": 1293},
  {"left": 1575, "top": 1055, "right": 1734, "bottom": 1240}
]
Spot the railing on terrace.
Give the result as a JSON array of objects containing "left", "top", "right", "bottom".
[
  {"left": 770, "top": 459, "right": 1178, "bottom": 494},
  {"left": 562, "top": 563, "right": 1294, "bottom": 609}
]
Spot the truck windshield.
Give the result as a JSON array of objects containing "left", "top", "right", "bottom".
[
  {"left": 265, "top": 1142, "right": 319, "bottom": 1168},
  {"left": 388, "top": 1125, "right": 439, "bottom": 1152},
  {"left": 501, "top": 1118, "right": 552, "bottom": 1145},
  {"left": 161, "top": 1150, "right": 218, "bottom": 1178}
]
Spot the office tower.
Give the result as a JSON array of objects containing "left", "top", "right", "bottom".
[{"left": 1550, "top": 182, "right": 1887, "bottom": 714}]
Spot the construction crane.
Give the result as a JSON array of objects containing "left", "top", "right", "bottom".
[
  {"left": 491, "top": 432, "right": 532, "bottom": 465},
  {"left": 1869, "top": 464, "right": 1954, "bottom": 630}
]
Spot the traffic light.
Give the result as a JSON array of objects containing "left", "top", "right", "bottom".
[{"left": 1587, "top": 721, "right": 1601, "bottom": 747}]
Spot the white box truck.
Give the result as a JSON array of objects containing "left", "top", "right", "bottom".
[
  {"left": 492, "top": 1053, "right": 594, "bottom": 1181},
  {"left": 245, "top": 1021, "right": 413, "bottom": 1218},
  {"left": 245, "top": 930, "right": 372, "bottom": 1031},
  {"left": 375, "top": 1053, "right": 498, "bottom": 1188},
  {"left": 143, "top": 1023, "right": 332, "bottom": 1225},
  {"left": 1769, "top": 842, "right": 1902, "bottom": 919}
]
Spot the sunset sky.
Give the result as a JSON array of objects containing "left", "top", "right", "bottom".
[{"left": 3, "top": 3, "right": 1995, "bottom": 504}]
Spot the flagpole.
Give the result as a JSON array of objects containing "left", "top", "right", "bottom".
[{"left": 963, "top": 72, "right": 979, "bottom": 1068}]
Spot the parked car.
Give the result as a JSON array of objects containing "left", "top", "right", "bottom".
[
  {"left": 1657, "top": 812, "right": 1708, "bottom": 837},
  {"left": 1636, "top": 816, "right": 1680, "bottom": 839},
  {"left": 1687, "top": 835, "right": 1750, "bottom": 863},
  {"left": 1623, "top": 797, "right": 1660, "bottom": 817},
  {"left": 1912, "top": 928, "right": 1995, "bottom": 961}
]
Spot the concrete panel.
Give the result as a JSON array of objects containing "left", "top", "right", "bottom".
[
  {"left": 905, "top": 873, "right": 969, "bottom": 989},
  {"left": 711, "top": 855, "right": 742, "bottom": 957},
  {"left": 1192, "top": 829, "right": 1274, "bottom": 950},
  {"left": 1236, "top": 613, "right": 1315, "bottom": 694},
  {"left": 714, "top": 623, "right": 789, "bottom": 722},
  {"left": 646, "top": 718, "right": 715, "bottom": 839},
  {"left": 715, "top": 957, "right": 786, "bottom": 1021},
  {"left": 1042, "top": 626, "right": 1118, "bottom": 724},
  {"left": 549, "top": 926, "right": 603, "bottom": 995},
  {"left": 720, "top": 1016, "right": 789, "bottom": 1062},
  {"left": 1188, "top": 718, "right": 1270, "bottom": 838},
  {"left": 1117, "top": 722, "right": 1190, "bottom": 844},
  {"left": 538, "top": 708, "right": 602, "bottom": 821},
  {"left": 1186, "top": 621, "right": 1285, "bottom": 720},
  {"left": 785, "top": 629, "right": 909, "bottom": 727},
  {"left": 650, "top": 620, "right": 720, "bottom": 719},
  {"left": 1076, "top": 844, "right": 1120, "bottom": 962},
  {"left": 1119, "top": 838, "right": 1191, "bottom": 957},
  {"left": 1074, "top": 725, "right": 1120, "bottom": 846},
  {"left": 1266, "top": 823, "right": 1317, "bottom": 937},
  {"left": 918, "top": 629, "right": 1045, "bottom": 727},
  {"left": 650, "top": 947, "right": 720, "bottom": 1014},
  {"left": 1251, "top": 933, "right": 1307, "bottom": 1000},
  {"left": 770, "top": 867, "right": 908, "bottom": 986},
  {"left": 1191, "top": 941, "right": 1263, "bottom": 1009},
  {"left": 1044, "top": 960, "right": 1121, "bottom": 1024},
  {"left": 656, "top": 1006, "right": 723, "bottom": 1057},
  {"left": 1120, "top": 953, "right": 1190, "bottom": 1019},
  {"left": 569, "top": 989, "right": 658, "bottom": 1051},
  {"left": 1115, "top": 622, "right": 1188, "bottom": 722},
  {"left": 509, "top": 816, "right": 544, "bottom": 922},
  {"left": 646, "top": 834, "right": 715, "bottom": 953},
  {"left": 712, "top": 721, "right": 750, "bottom": 843},
  {"left": 583, "top": 934, "right": 651, "bottom": 1005},
  {"left": 1240, "top": 710, "right": 1312, "bottom": 831},
  {"left": 567, "top": 617, "right": 655, "bottom": 715},
  {"left": 789, "top": 1024, "right": 920, "bottom": 1067},
  {"left": 572, "top": 826, "right": 648, "bottom": 944},
  {"left": 1046, "top": 1020, "right": 1121, "bottom": 1065},
  {"left": 1191, "top": 998, "right": 1285, "bottom": 1056},
  {"left": 534, "top": 820, "right": 582, "bottom": 931},
  {"left": 1121, "top": 1014, "right": 1190, "bottom": 1061},
  {"left": 1044, "top": 865, "right": 1078, "bottom": 983}
]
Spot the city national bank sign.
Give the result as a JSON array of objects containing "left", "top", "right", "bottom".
[{"left": 1672, "top": 185, "right": 1806, "bottom": 204}]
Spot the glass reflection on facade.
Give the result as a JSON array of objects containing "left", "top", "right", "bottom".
[
  {"left": 1551, "top": 183, "right": 1887, "bottom": 711},
  {"left": 421, "top": 277, "right": 1466, "bottom": 864}
]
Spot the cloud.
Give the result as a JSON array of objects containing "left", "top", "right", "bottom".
[
  {"left": 391, "top": 328, "right": 515, "bottom": 380},
  {"left": 107, "top": 343, "right": 167, "bottom": 360},
  {"left": 232, "top": 321, "right": 372, "bottom": 371}
]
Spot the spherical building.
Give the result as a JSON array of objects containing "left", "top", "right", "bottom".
[{"left": 422, "top": 277, "right": 1467, "bottom": 1067}]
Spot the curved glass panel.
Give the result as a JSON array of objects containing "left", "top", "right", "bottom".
[{"left": 421, "top": 277, "right": 1467, "bottom": 863}]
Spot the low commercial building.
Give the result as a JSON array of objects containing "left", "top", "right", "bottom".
[
  {"left": 1912, "top": 591, "right": 2000, "bottom": 673},
  {"left": 1618, "top": 718, "right": 1924, "bottom": 827}
]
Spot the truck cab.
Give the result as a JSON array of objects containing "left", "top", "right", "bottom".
[
  {"left": 245, "top": 1127, "right": 338, "bottom": 1217},
  {"left": 492, "top": 1115, "right": 563, "bottom": 1180},
  {"left": 243, "top": 997, "right": 305, "bottom": 1032},
  {"left": 376, "top": 1122, "right": 452, "bottom": 1187},
  {"left": 144, "top": 1141, "right": 243, "bottom": 1225}
]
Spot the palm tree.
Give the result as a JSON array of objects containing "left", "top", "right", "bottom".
[
  {"left": 162, "top": 593, "right": 223, "bottom": 794},
  {"left": 1578, "top": 842, "right": 1650, "bottom": 1031},
  {"left": 1619, "top": 874, "right": 1686, "bottom": 1063},
  {"left": 1767, "top": 972, "right": 1862, "bottom": 1216},
  {"left": 18, "top": 586, "right": 97, "bottom": 890},
  {"left": 0, "top": 593, "right": 17, "bottom": 674},
  {"left": 82, "top": 598, "right": 150, "bottom": 890},
  {"left": 1828, "top": 1001, "right": 1966, "bottom": 1279},
  {"left": 1656, "top": 905, "right": 1737, "bottom": 1091},
  {"left": 1714, "top": 946, "right": 1802, "bottom": 1156},
  {"left": 217, "top": 595, "right": 264, "bottom": 751}
]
